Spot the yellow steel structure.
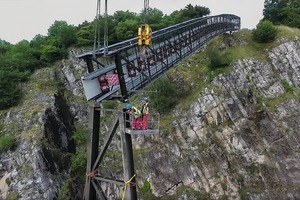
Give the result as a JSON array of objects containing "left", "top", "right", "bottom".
[{"left": 138, "top": 24, "right": 152, "bottom": 46}]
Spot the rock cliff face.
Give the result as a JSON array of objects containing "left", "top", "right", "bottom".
[
  {"left": 1, "top": 35, "right": 300, "bottom": 200},
  {"left": 0, "top": 57, "right": 89, "bottom": 199},
  {"left": 132, "top": 38, "right": 300, "bottom": 199}
]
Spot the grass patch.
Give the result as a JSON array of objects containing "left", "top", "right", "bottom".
[
  {"left": 72, "top": 127, "right": 87, "bottom": 147},
  {"left": 6, "top": 192, "right": 20, "bottom": 200},
  {"left": 264, "top": 92, "right": 295, "bottom": 111},
  {"left": 166, "top": 186, "right": 211, "bottom": 200},
  {"left": 57, "top": 176, "right": 71, "bottom": 200},
  {"left": 281, "top": 80, "right": 295, "bottom": 93},
  {"left": 102, "top": 101, "right": 118, "bottom": 109},
  {"left": 0, "top": 134, "right": 16, "bottom": 153},
  {"left": 139, "top": 181, "right": 151, "bottom": 194},
  {"left": 276, "top": 26, "right": 300, "bottom": 40},
  {"left": 246, "top": 163, "right": 258, "bottom": 175},
  {"left": 239, "top": 184, "right": 266, "bottom": 200}
]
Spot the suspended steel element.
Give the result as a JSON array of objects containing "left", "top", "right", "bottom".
[{"left": 138, "top": 0, "right": 152, "bottom": 54}]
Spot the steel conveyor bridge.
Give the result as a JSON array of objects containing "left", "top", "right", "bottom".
[
  {"left": 79, "top": 14, "right": 240, "bottom": 200},
  {"left": 78, "top": 14, "right": 240, "bottom": 102}
]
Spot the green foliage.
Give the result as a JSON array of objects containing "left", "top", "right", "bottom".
[
  {"left": 57, "top": 177, "right": 71, "bottom": 200},
  {"left": 246, "top": 163, "right": 258, "bottom": 174},
  {"left": 116, "top": 19, "right": 139, "bottom": 40},
  {"left": 170, "top": 4, "right": 210, "bottom": 23},
  {"left": 263, "top": 0, "right": 300, "bottom": 28},
  {"left": 138, "top": 181, "right": 158, "bottom": 199},
  {"left": 0, "top": 71, "right": 26, "bottom": 109},
  {"left": 149, "top": 77, "right": 178, "bottom": 113},
  {"left": 206, "top": 49, "right": 230, "bottom": 70},
  {"left": 72, "top": 128, "right": 87, "bottom": 146},
  {"left": 252, "top": 20, "right": 277, "bottom": 43},
  {"left": 181, "top": 4, "right": 210, "bottom": 21},
  {"left": 102, "top": 101, "right": 118, "bottom": 109},
  {"left": 40, "top": 43, "right": 68, "bottom": 63},
  {"left": 6, "top": 192, "right": 20, "bottom": 200},
  {"left": 113, "top": 10, "right": 137, "bottom": 23},
  {"left": 48, "top": 21, "right": 77, "bottom": 48},
  {"left": 0, "top": 39, "right": 12, "bottom": 55},
  {"left": 281, "top": 80, "right": 295, "bottom": 93},
  {"left": 71, "top": 151, "right": 86, "bottom": 183},
  {"left": 139, "top": 181, "right": 151, "bottom": 194},
  {"left": 76, "top": 24, "right": 94, "bottom": 47},
  {"left": 142, "top": 8, "right": 165, "bottom": 30},
  {"left": 0, "top": 134, "right": 16, "bottom": 153}
]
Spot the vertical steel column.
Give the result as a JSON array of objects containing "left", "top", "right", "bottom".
[
  {"left": 115, "top": 52, "right": 128, "bottom": 101},
  {"left": 85, "top": 57, "right": 94, "bottom": 73},
  {"left": 119, "top": 111, "right": 137, "bottom": 200},
  {"left": 85, "top": 107, "right": 100, "bottom": 200}
]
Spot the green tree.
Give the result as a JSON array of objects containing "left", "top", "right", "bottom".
[
  {"left": 116, "top": 19, "right": 139, "bottom": 40},
  {"left": 149, "top": 77, "right": 178, "bottom": 113},
  {"left": 0, "top": 69, "right": 29, "bottom": 109},
  {"left": 263, "top": 0, "right": 300, "bottom": 28},
  {"left": 182, "top": 4, "right": 210, "bottom": 20},
  {"left": 252, "top": 20, "right": 277, "bottom": 43},
  {"left": 10, "top": 40, "right": 43, "bottom": 71},
  {"left": 171, "top": 4, "right": 210, "bottom": 23},
  {"left": 279, "top": 5, "right": 300, "bottom": 28},
  {"left": 0, "top": 39, "right": 12, "bottom": 56},
  {"left": 76, "top": 24, "right": 94, "bottom": 47},
  {"left": 40, "top": 43, "right": 68, "bottom": 63},
  {"left": 207, "top": 49, "right": 230, "bottom": 70},
  {"left": 30, "top": 34, "right": 47, "bottom": 49},
  {"left": 113, "top": 10, "right": 137, "bottom": 23},
  {"left": 48, "top": 20, "right": 77, "bottom": 48},
  {"left": 141, "top": 8, "right": 165, "bottom": 30}
]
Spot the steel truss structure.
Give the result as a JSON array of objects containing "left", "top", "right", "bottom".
[{"left": 80, "top": 14, "right": 241, "bottom": 200}]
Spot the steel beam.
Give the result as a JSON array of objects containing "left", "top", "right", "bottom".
[
  {"left": 85, "top": 57, "right": 94, "bottom": 73},
  {"left": 115, "top": 52, "right": 128, "bottom": 101},
  {"left": 92, "top": 179, "right": 107, "bottom": 200},
  {"left": 94, "top": 176, "right": 124, "bottom": 186},
  {"left": 85, "top": 107, "right": 100, "bottom": 200},
  {"left": 119, "top": 111, "right": 137, "bottom": 200}
]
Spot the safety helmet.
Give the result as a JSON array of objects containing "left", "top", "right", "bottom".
[
  {"left": 142, "top": 97, "right": 148, "bottom": 101},
  {"left": 126, "top": 103, "right": 132, "bottom": 110}
]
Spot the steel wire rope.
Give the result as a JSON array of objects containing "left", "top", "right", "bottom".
[{"left": 93, "top": 0, "right": 102, "bottom": 60}]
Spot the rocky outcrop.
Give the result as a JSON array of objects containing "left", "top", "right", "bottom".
[
  {"left": 131, "top": 38, "right": 300, "bottom": 199},
  {"left": 0, "top": 54, "right": 89, "bottom": 199}
]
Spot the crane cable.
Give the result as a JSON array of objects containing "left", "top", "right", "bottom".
[
  {"left": 143, "top": 0, "right": 149, "bottom": 23},
  {"left": 141, "top": 0, "right": 150, "bottom": 55},
  {"left": 103, "top": 0, "right": 108, "bottom": 56},
  {"left": 93, "top": 0, "right": 101, "bottom": 59},
  {"left": 93, "top": 0, "right": 108, "bottom": 58}
]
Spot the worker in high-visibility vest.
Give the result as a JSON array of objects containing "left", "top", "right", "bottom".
[
  {"left": 140, "top": 97, "right": 149, "bottom": 130},
  {"left": 126, "top": 103, "right": 141, "bottom": 130},
  {"left": 138, "top": 24, "right": 152, "bottom": 46}
]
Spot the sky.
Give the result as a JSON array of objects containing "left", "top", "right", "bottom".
[{"left": 0, "top": 0, "right": 264, "bottom": 44}]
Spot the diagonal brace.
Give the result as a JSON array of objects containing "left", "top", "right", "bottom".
[{"left": 92, "top": 117, "right": 120, "bottom": 170}]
